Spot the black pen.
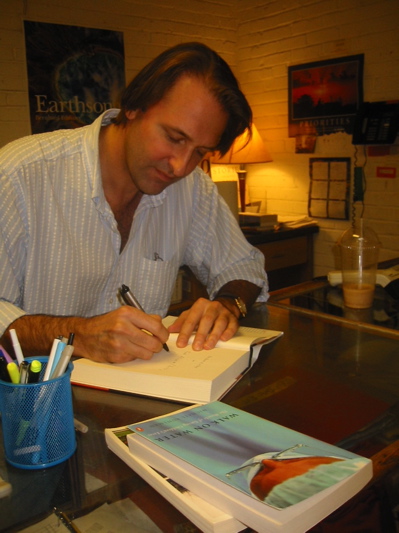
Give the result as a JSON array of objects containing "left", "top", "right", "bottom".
[
  {"left": 27, "top": 360, "right": 42, "bottom": 383},
  {"left": 53, "top": 507, "right": 83, "bottom": 533},
  {"left": 19, "top": 360, "right": 30, "bottom": 384},
  {"left": 119, "top": 284, "right": 169, "bottom": 352},
  {"left": 0, "top": 354, "right": 10, "bottom": 382}
]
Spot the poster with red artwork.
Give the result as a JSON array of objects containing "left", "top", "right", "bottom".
[{"left": 288, "top": 54, "right": 364, "bottom": 138}]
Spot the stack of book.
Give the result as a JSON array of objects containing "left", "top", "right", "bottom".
[
  {"left": 106, "top": 424, "right": 244, "bottom": 533},
  {"left": 91, "top": 318, "right": 372, "bottom": 532},
  {"left": 106, "top": 402, "right": 372, "bottom": 533},
  {"left": 239, "top": 213, "right": 278, "bottom": 231}
]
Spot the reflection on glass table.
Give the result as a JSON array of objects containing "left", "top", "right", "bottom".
[{"left": 271, "top": 284, "right": 399, "bottom": 332}]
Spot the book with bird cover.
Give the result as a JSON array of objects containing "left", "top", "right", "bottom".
[{"left": 125, "top": 402, "right": 372, "bottom": 533}]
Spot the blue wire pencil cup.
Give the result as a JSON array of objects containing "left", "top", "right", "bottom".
[{"left": 0, "top": 357, "right": 76, "bottom": 469}]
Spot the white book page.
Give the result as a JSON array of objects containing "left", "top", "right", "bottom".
[
  {"left": 115, "top": 343, "right": 248, "bottom": 379},
  {"left": 164, "top": 316, "right": 283, "bottom": 365},
  {"left": 73, "top": 339, "right": 250, "bottom": 380}
]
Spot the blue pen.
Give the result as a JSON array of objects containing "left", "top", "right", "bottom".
[
  {"left": 51, "top": 333, "right": 74, "bottom": 378},
  {"left": 49, "top": 338, "right": 67, "bottom": 379},
  {"left": 51, "top": 345, "right": 74, "bottom": 379}
]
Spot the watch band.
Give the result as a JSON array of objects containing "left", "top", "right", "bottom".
[{"left": 215, "top": 293, "right": 247, "bottom": 318}]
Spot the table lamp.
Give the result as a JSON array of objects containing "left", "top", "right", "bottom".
[{"left": 211, "top": 123, "right": 272, "bottom": 212}]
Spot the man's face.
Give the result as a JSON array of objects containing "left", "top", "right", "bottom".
[{"left": 122, "top": 75, "right": 228, "bottom": 195}]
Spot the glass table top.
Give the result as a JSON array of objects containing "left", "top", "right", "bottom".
[{"left": 270, "top": 283, "right": 399, "bottom": 332}]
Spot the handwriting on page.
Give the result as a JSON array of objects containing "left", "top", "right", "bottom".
[{"left": 157, "top": 348, "right": 214, "bottom": 370}]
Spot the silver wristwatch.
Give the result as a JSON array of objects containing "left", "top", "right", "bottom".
[{"left": 215, "top": 293, "right": 247, "bottom": 318}]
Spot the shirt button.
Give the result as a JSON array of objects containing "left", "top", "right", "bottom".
[{"left": 109, "top": 298, "right": 114, "bottom": 304}]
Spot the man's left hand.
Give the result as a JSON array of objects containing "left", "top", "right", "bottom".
[{"left": 167, "top": 297, "right": 239, "bottom": 350}]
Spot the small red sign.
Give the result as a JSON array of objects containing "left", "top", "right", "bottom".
[{"left": 376, "top": 166, "right": 397, "bottom": 178}]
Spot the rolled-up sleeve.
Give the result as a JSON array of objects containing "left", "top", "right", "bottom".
[
  {"left": 183, "top": 171, "right": 269, "bottom": 301},
  {"left": 0, "top": 155, "right": 28, "bottom": 334}
]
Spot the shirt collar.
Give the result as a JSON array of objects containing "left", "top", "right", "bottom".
[{"left": 87, "top": 109, "right": 119, "bottom": 202}]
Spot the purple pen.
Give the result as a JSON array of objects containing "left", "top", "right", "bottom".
[{"left": 0, "top": 345, "right": 13, "bottom": 364}]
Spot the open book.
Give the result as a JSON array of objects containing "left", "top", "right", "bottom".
[
  {"left": 125, "top": 402, "right": 373, "bottom": 533},
  {"left": 105, "top": 425, "right": 245, "bottom": 533},
  {"left": 71, "top": 317, "right": 283, "bottom": 403}
]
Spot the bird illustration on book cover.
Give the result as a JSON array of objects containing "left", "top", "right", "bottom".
[{"left": 225, "top": 444, "right": 365, "bottom": 509}]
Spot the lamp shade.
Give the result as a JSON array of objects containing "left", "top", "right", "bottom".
[{"left": 211, "top": 123, "right": 272, "bottom": 164}]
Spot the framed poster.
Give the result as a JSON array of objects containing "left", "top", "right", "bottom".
[
  {"left": 24, "top": 21, "right": 125, "bottom": 133},
  {"left": 288, "top": 54, "right": 364, "bottom": 138}
]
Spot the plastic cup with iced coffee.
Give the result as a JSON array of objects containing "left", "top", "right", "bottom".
[{"left": 338, "top": 221, "right": 380, "bottom": 309}]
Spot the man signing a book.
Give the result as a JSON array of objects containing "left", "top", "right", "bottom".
[{"left": 0, "top": 42, "right": 268, "bottom": 363}]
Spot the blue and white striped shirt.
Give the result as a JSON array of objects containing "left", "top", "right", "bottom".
[{"left": 0, "top": 110, "right": 268, "bottom": 335}]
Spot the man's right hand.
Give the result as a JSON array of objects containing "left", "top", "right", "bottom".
[
  {"left": 74, "top": 307, "right": 170, "bottom": 363},
  {"left": 1, "top": 307, "right": 170, "bottom": 364}
]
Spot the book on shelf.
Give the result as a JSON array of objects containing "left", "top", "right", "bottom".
[
  {"left": 71, "top": 316, "right": 283, "bottom": 404},
  {"left": 239, "top": 213, "right": 278, "bottom": 227},
  {"left": 105, "top": 425, "right": 246, "bottom": 533},
  {"left": 125, "top": 401, "right": 373, "bottom": 533},
  {"left": 278, "top": 216, "right": 318, "bottom": 228}
]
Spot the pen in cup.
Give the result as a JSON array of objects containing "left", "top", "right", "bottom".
[
  {"left": 0, "top": 355, "right": 10, "bottom": 382},
  {"left": 119, "top": 284, "right": 169, "bottom": 352},
  {"left": 51, "top": 343, "right": 74, "bottom": 379},
  {"left": 49, "top": 337, "right": 68, "bottom": 379},
  {"left": 9, "top": 329, "right": 24, "bottom": 365},
  {"left": 0, "top": 345, "right": 13, "bottom": 364},
  {"left": 7, "top": 362, "right": 20, "bottom": 384},
  {"left": 19, "top": 360, "right": 30, "bottom": 384},
  {"left": 27, "top": 360, "right": 42, "bottom": 383},
  {"left": 51, "top": 333, "right": 74, "bottom": 379},
  {"left": 43, "top": 337, "right": 61, "bottom": 381}
]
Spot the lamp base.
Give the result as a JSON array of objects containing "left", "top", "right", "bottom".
[{"left": 237, "top": 167, "right": 247, "bottom": 212}]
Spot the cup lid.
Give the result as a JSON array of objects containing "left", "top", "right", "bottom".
[{"left": 339, "top": 222, "right": 380, "bottom": 250}]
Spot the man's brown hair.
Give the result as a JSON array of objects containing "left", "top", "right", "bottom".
[{"left": 113, "top": 42, "right": 252, "bottom": 155}]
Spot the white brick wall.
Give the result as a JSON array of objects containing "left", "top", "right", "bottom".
[
  {"left": 1, "top": 0, "right": 398, "bottom": 279},
  {"left": 0, "top": 0, "right": 237, "bottom": 146},
  {"left": 236, "top": 0, "right": 399, "bottom": 276}
]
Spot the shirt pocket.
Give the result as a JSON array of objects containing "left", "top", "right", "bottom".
[{"left": 131, "top": 255, "right": 180, "bottom": 316}]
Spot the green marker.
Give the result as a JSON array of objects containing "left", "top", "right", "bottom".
[
  {"left": 28, "top": 360, "right": 42, "bottom": 383},
  {"left": 7, "top": 362, "right": 20, "bottom": 384}
]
